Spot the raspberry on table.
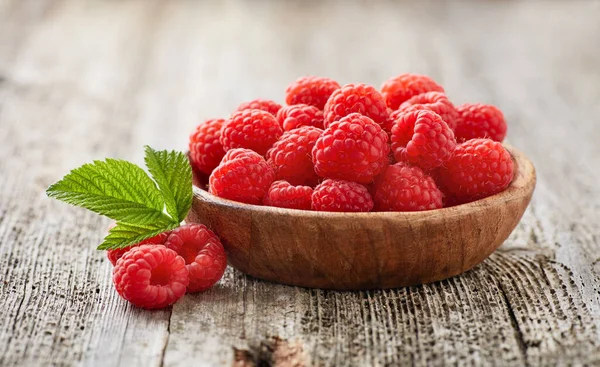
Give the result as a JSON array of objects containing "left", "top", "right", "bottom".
[
  {"left": 399, "top": 91, "right": 459, "bottom": 131},
  {"left": 234, "top": 99, "right": 282, "bottom": 116},
  {"left": 312, "top": 113, "right": 390, "bottom": 184},
  {"left": 266, "top": 126, "right": 322, "bottom": 186},
  {"left": 380, "top": 73, "right": 445, "bottom": 110},
  {"left": 263, "top": 180, "right": 313, "bottom": 210},
  {"left": 285, "top": 76, "right": 341, "bottom": 110},
  {"left": 311, "top": 179, "right": 374, "bottom": 212},
  {"left": 372, "top": 162, "right": 443, "bottom": 211},
  {"left": 323, "top": 83, "right": 389, "bottom": 129},
  {"left": 113, "top": 245, "right": 189, "bottom": 309},
  {"left": 438, "top": 138, "right": 514, "bottom": 204},
  {"left": 455, "top": 103, "right": 507, "bottom": 142},
  {"left": 189, "top": 119, "right": 226, "bottom": 175},
  {"left": 164, "top": 223, "right": 227, "bottom": 292},
  {"left": 276, "top": 104, "right": 325, "bottom": 131},
  {"left": 220, "top": 109, "right": 283, "bottom": 156},
  {"left": 390, "top": 109, "right": 456, "bottom": 171},
  {"left": 209, "top": 148, "right": 275, "bottom": 204},
  {"left": 106, "top": 231, "right": 170, "bottom": 266}
]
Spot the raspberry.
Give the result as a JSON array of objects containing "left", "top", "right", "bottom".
[
  {"left": 263, "top": 180, "right": 313, "bottom": 210},
  {"left": 266, "top": 126, "right": 322, "bottom": 186},
  {"left": 106, "top": 231, "right": 170, "bottom": 266},
  {"left": 189, "top": 119, "right": 226, "bottom": 175},
  {"left": 285, "top": 76, "right": 341, "bottom": 110},
  {"left": 209, "top": 148, "right": 275, "bottom": 204},
  {"left": 312, "top": 113, "right": 389, "bottom": 184},
  {"left": 323, "top": 84, "right": 389, "bottom": 129},
  {"left": 399, "top": 92, "right": 459, "bottom": 131},
  {"left": 220, "top": 109, "right": 283, "bottom": 155},
  {"left": 381, "top": 73, "right": 445, "bottom": 110},
  {"left": 390, "top": 110, "right": 456, "bottom": 171},
  {"left": 455, "top": 103, "right": 507, "bottom": 142},
  {"left": 372, "top": 162, "right": 443, "bottom": 211},
  {"left": 276, "top": 104, "right": 324, "bottom": 131},
  {"left": 113, "top": 245, "right": 189, "bottom": 309},
  {"left": 311, "top": 179, "right": 374, "bottom": 212},
  {"left": 164, "top": 224, "right": 227, "bottom": 292},
  {"left": 438, "top": 138, "right": 514, "bottom": 204},
  {"left": 235, "top": 99, "right": 282, "bottom": 116}
]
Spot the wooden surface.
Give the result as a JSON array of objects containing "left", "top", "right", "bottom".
[
  {"left": 188, "top": 146, "right": 535, "bottom": 290},
  {"left": 0, "top": 0, "right": 599, "bottom": 366}
]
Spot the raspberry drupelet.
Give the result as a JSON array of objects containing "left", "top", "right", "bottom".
[
  {"left": 323, "top": 84, "right": 389, "bottom": 129},
  {"left": 220, "top": 109, "right": 283, "bottom": 156},
  {"left": 390, "top": 109, "right": 456, "bottom": 171},
  {"left": 380, "top": 73, "right": 445, "bottom": 110},
  {"left": 266, "top": 126, "right": 322, "bottom": 187},
  {"left": 113, "top": 245, "right": 189, "bottom": 309},
  {"left": 263, "top": 180, "right": 313, "bottom": 210},
  {"left": 372, "top": 162, "right": 443, "bottom": 211},
  {"left": 164, "top": 224, "right": 227, "bottom": 292},
  {"left": 209, "top": 148, "right": 275, "bottom": 205},
  {"left": 285, "top": 76, "right": 341, "bottom": 110},
  {"left": 234, "top": 99, "right": 282, "bottom": 116},
  {"left": 312, "top": 113, "right": 389, "bottom": 184},
  {"left": 438, "top": 138, "right": 514, "bottom": 204},
  {"left": 455, "top": 103, "right": 507, "bottom": 142},
  {"left": 399, "top": 91, "right": 459, "bottom": 131},
  {"left": 311, "top": 179, "right": 374, "bottom": 212},
  {"left": 276, "top": 104, "right": 325, "bottom": 131},
  {"left": 189, "top": 118, "right": 226, "bottom": 175}
]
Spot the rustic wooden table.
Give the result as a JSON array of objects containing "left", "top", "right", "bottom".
[{"left": 1, "top": 1, "right": 599, "bottom": 366}]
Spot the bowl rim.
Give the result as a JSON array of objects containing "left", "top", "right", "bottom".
[{"left": 192, "top": 144, "right": 536, "bottom": 222}]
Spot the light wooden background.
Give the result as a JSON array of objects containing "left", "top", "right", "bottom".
[{"left": 1, "top": 0, "right": 599, "bottom": 366}]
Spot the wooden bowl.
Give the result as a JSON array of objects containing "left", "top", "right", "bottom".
[{"left": 187, "top": 145, "right": 536, "bottom": 290}]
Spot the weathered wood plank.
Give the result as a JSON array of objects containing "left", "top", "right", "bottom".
[
  {"left": 0, "top": 0, "right": 599, "bottom": 366},
  {"left": 0, "top": 1, "right": 172, "bottom": 366}
]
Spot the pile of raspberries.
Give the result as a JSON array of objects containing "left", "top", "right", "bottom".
[
  {"left": 107, "top": 223, "right": 227, "bottom": 309},
  {"left": 189, "top": 74, "right": 514, "bottom": 212}
]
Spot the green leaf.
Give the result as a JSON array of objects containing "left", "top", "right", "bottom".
[
  {"left": 46, "top": 158, "right": 172, "bottom": 225},
  {"left": 97, "top": 221, "right": 180, "bottom": 250},
  {"left": 144, "top": 146, "right": 193, "bottom": 223}
]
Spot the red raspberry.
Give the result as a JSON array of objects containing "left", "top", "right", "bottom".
[
  {"left": 164, "top": 224, "right": 227, "bottom": 292},
  {"left": 323, "top": 84, "right": 389, "bottom": 129},
  {"left": 399, "top": 92, "right": 459, "bottom": 131},
  {"left": 381, "top": 107, "right": 395, "bottom": 135},
  {"left": 209, "top": 148, "right": 275, "bottom": 204},
  {"left": 455, "top": 103, "right": 507, "bottom": 142},
  {"left": 312, "top": 113, "right": 389, "bottom": 184},
  {"left": 390, "top": 110, "right": 456, "bottom": 171},
  {"left": 220, "top": 147, "right": 258, "bottom": 163},
  {"left": 372, "top": 162, "right": 443, "bottom": 211},
  {"left": 381, "top": 73, "right": 445, "bottom": 110},
  {"left": 220, "top": 109, "right": 283, "bottom": 155},
  {"left": 263, "top": 180, "right": 313, "bottom": 210},
  {"left": 438, "top": 139, "right": 514, "bottom": 204},
  {"left": 113, "top": 245, "right": 189, "bottom": 309},
  {"left": 311, "top": 179, "right": 374, "bottom": 212},
  {"left": 266, "top": 126, "right": 322, "bottom": 186},
  {"left": 106, "top": 231, "right": 170, "bottom": 266},
  {"left": 285, "top": 76, "right": 341, "bottom": 110},
  {"left": 276, "top": 104, "right": 324, "bottom": 131},
  {"left": 189, "top": 119, "right": 226, "bottom": 175},
  {"left": 235, "top": 99, "right": 282, "bottom": 116}
]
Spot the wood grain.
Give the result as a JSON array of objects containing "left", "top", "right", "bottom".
[{"left": 0, "top": 0, "right": 599, "bottom": 366}]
